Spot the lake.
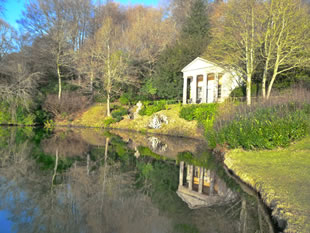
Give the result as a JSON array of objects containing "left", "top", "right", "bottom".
[{"left": 0, "top": 127, "right": 276, "bottom": 233}]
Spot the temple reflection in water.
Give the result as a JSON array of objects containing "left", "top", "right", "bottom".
[{"left": 177, "top": 161, "right": 238, "bottom": 209}]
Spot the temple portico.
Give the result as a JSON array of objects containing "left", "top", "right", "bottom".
[
  {"left": 181, "top": 57, "right": 239, "bottom": 104},
  {"left": 176, "top": 161, "right": 238, "bottom": 209}
]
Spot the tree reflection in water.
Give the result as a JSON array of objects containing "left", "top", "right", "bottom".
[{"left": 0, "top": 127, "right": 275, "bottom": 233}]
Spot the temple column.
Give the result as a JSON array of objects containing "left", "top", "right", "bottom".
[
  {"left": 198, "top": 167, "right": 204, "bottom": 193},
  {"left": 215, "top": 73, "right": 219, "bottom": 102},
  {"left": 183, "top": 76, "right": 187, "bottom": 104},
  {"left": 209, "top": 171, "right": 216, "bottom": 196},
  {"left": 191, "top": 76, "right": 197, "bottom": 104},
  {"left": 188, "top": 165, "right": 193, "bottom": 190},
  {"left": 179, "top": 161, "right": 184, "bottom": 187},
  {"left": 202, "top": 73, "right": 208, "bottom": 103}
]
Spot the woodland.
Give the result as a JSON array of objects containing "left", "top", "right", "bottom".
[{"left": 0, "top": 0, "right": 310, "bottom": 124}]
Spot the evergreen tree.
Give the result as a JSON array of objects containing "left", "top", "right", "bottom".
[{"left": 150, "top": 0, "right": 210, "bottom": 99}]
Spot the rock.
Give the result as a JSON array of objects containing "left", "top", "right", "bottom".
[
  {"left": 148, "top": 136, "right": 167, "bottom": 152},
  {"left": 134, "top": 146, "right": 140, "bottom": 158},
  {"left": 148, "top": 114, "right": 169, "bottom": 129},
  {"left": 133, "top": 101, "right": 143, "bottom": 119}
]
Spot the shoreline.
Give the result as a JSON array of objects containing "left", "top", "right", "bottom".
[
  {"left": 222, "top": 160, "right": 284, "bottom": 233},
  {"left": 53, "top": 123, "right": 205, "bottom": 140},
  {"left": 223, "top": 138, "right": 310, "bottom": 233}
]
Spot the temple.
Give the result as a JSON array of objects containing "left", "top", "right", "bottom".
[
  {"left": 182, "top": 57, "right": 239, "bottom": 104},
  {"left": 177, "top": 161, "right": 238, "bottom": 209}
]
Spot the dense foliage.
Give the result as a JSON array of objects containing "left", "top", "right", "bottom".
[
  {"left": 179, "top": 103, "right": 218, "bottom": 122},
  {"left": 207, "top": 102, "right": 310, "bottom": 150},
  {"left": 149, "top": 0, "right": 211, "bottom": 99},
  {"left": 111, "top": 106, "right": 128, "bottom": 122},
  {"left": 138, "top": 101, "right": 167, "bottom": 116},
  {"left": 179, "top": 103, "right": 218, "bottom": 131},
  {"left": 0, "top": 102, "right": 36, "bottom": 125}
]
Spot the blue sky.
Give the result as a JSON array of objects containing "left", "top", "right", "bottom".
[{"left": 3, "top": 0, "right": 160, "bottom": 28}]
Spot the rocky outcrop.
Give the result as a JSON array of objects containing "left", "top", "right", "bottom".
[{"left": 148, "top": 114, "right": 168, "bottom": 129}]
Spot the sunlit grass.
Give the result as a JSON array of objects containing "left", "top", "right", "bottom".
[
  {"left": 112, "top": 104, "right": 203, "bottom": 138},
  {"left": 225, "top": 136, "right": 310, "bottom": 233},
  {"left": 73, "top": 103, "right": 107, "bottom": 127}
]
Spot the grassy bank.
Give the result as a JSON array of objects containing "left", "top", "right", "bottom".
[
  {"left": 224, "top": 136, "right": 310, "bottom": 233},
  {"left": 112, "top": 104, "right": 203, "bottom": 138},
  {"left": 56, "top": 104, "right": 204, "bottom": 139}
]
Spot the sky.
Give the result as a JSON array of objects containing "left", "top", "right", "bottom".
[{"left": 2, "top": 0, "right": 161, "bottom": 29}]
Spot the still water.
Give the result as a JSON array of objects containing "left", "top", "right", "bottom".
[{"left": 0, "top": 127, "right": 275, "bottom": 233}]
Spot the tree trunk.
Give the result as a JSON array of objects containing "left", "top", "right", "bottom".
[
  {"left": 100, "top": 137, "right": 109, "bottom": 212},
  {"left": 246, "top": 76, "right": 252, "bottom": 106},
  {"left": 106, "top": 44, "right": 111, "bottom": 117},
  {"left": 266, "top": 71, "right": 277, "bottom": 99},
  {"left": 239, "top": 199, "right": 247, "bottom": 233},
  {"left": 78, "top": 74, "right": 81, "bottom": 86},
  {"left": 262, "top": 59, "right": 269, "bottom": 99},
  {"left": 266, "top": 59, "right": 280, "bottom": 99},
  {"left": 107, "top": 91, "right": 111, "bottom": 117},
  {"left": 90, "top": 70, "right": 93, "bottom": 93},
  {"left": 51, "top": 149, "right": 59, "bottom": 187},
  {"left": 57, "top": 64, "right": 62, "bottom": 100}
]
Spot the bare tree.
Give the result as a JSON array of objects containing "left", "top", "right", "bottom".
[
  {"left": 0, "top": 51, "right": 42, "bottom": 120},
  {"left": 19, "top": 0, "right": 81, "bottom": 100},
  {"left": 261, "top": 0, "right": 310, "bottom": 99},
  {"left": 0, "top": 19, "right": 16, "bottom": 61},
  {"left": 123, "top": 6, "right": 177, "bottom": 80},
  {"left": 90, "top": 17, "right": 128, "bottom": 116},
  {"left": 205, "top": 0, "right": 265, "bottom": 105}
]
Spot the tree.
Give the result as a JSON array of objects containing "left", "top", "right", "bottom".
[
  {"left": 261, "top": 0, "right": 310, "bottom": 99},
  {"left": 151, "top": 0, "right": 211, "bottom": 99},
  {"left": 123, "top": 6, "right": 176, "bottom": 82},
  {"left": 19, "top": 0, "right": 88, "bottom": 100},
  {"left": 0, "top": 19, "right": 16, "bottom": 61},
  {"left": 168, "top": 0, "right": 201, "bottom": 30},
  {"left": 0, "top": 51, "right": 42, "bottom": 121},
  {"left": 91, "top": 18, "right": 128, "bottom": 116},
  {"left": 205, "top": 0, "right": 265, "bottom": 105}
]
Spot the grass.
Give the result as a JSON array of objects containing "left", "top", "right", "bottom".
[
  {"left": 56, "top": 104, "right": 203, "bottom": 138},
  {"left": 62, "top": 103, "right": 107, "bottom": 127},
  {"left": 112, "top": 104, "right": 203, "bottom": 138},
  {"left": 225, "top": 136, "right": 310, "bottom": 233}
]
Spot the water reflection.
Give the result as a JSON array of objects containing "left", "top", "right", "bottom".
[
  {"left": 0, "top": 127, "right": 275, "bottom": 233},
  {"left": 177, "top": 162, "right": 238, "bottom": 209}
]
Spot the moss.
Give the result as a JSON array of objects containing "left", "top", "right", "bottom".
[{"left": 225, "top": 136, "right": 310, "bottom": 233}]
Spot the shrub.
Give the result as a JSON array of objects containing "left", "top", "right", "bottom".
[
  {"left": 207, "top": 103, "right": 310, "bottom": 150},
  {"left": 119, "top": 93, "right": 130, "bottom": 105},
  {"left": 22, "top": 114, "right": 36, "bottom": 125},
  {"left": 35, "top": 108, "right": 52, "bottom": 125},
  {"left": 43, "top": 92, "right": 91, "bottom": 118},
  {"left": 103, "top": 117, "right": 117, "bottom": 127},
  {"left": 139, "top": 100, "right": 167, "bottom": 116},
  {"left": 0, "top": 104, "right": 11, "bottom": 124},
  {"left": 0, "top": 102, "right": 36, "bottom": 125},
  {"left": 179, "top": 103, "right": 218, "bottom": 122},
  {"left": 93, "top": 94, "right": 106, "bottom": 103},
  {"left": 111, "top": 107, "right": 128, "bottom": 122}
]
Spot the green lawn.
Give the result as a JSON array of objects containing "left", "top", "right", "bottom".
[{"left": 225, "top": 137, "right": 310, "bottom": 232}]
